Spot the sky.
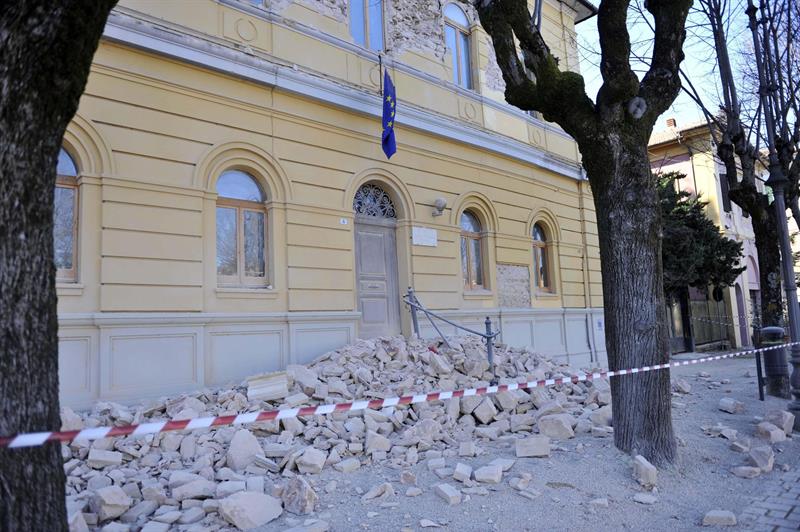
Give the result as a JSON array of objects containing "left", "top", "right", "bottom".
[{"left": 574, "top": 2, "right": 753, "bottom": 134}]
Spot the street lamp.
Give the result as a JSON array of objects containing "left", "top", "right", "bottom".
[{"left": 747, "top": 1, "right": 800, "bottom": 428}]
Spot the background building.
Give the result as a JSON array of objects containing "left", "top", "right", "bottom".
[
  {"left": 55, "top": 0, "right": 604, "bottom": 407},
  {"left": 649, "top": 119, "right": 762, "bottom": 352}
]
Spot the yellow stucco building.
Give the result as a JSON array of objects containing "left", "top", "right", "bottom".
[
  {"left": 649, "top": 120, "right": 763, "bottom": 351},
  {"left": 55, "top": 0, "right": 604, "bottom": 407}
]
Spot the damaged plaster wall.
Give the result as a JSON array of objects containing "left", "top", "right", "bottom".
[
  {"left": 483, "top": 37, "right": 506, "bottom": 92},
  {"left": 268, "top": 0, "right": 347, "bottom": 22},
  {"left": 385, "top": 0, "right": 446, "bottom": 58},
  {"left": 497, "top": 264, "right": 532, "bottom": 308}
]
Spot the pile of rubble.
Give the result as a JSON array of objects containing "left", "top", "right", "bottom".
[{"left": 62, "top": 335, "right": 614, "bottom": 531}]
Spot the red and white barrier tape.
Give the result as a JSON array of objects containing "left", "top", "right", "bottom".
[{"left": 1, "top": 342, "right": 797, "bottom": 449}]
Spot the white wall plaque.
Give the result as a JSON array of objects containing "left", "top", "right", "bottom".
[{"left": 412, "top": 226, "right": 438, "bottom": 247}]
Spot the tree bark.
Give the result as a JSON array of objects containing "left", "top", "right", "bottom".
[
  {"left": 0, "top": 2, "right": 117, "bottom": 530},
  {"left": 586, "top": 138, "right": 676, "bottom": 463},
  {"left": 474, "top": 0, "right": 692, "bottom": 465}
]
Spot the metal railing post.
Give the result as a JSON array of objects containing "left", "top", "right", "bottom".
[
  {"left": 485, "top": 316, "right": 494, "bottom": 381},
  {"left": 407, "top": 287, "right": 420, "bottom": 338}
]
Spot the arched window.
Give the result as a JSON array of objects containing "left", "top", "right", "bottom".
[
  {"left": 460, "top": 210, "right": 484, "bottom": 289},
  {"left": 445, "top": 3, "right": 472, "bottom": 89},
  {"left": 55, "top": 147, "right": 79, "bottom": 282},
  {"left": 350, "top": 0, "right": 384, "bottom": 51},
  {"left": 353, "top": 183, "right": 397, "bottom": 218},
  {"left": 532, "top": 223, "right": 551, "bottom": 292},
  {"left": 216, "top": 170, "right": 268, "bottom": 287}
]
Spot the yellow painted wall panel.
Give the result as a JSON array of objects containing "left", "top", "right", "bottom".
[
  {"left": 101, "top": 285, "right": 202, "bottom": 311},
  {"left": 102, "top": 230, "right": 202, "bottom": 262},
  {"left": 288, "top": 289, "right": 353, "bottom": 311},
  {"left": 102, "top": 257, "right": 203, "bottom": 286},
  {"left": 288, "top": 246, "right": 353, "bottom": 270},
  {"left": 286, "top": 225, "right": 352, "bottom": 251},
  {"left": 288, "top": 268, "right": 354, "bottom": 290},
  {"left": 112, "top": 152, "right": 195, "bottom": 188},
  {"left": 103, "top": 203, "right": 202, "bottom": 236},
  {"left": 102, "top": 184, "right": 203, "bottom": 212},
  {"left": 119, "top": 0, "right": 219, "bottom": 35},
  {"left": 412, "top": 273, "right": 463, "bottom": 293},
  {"left": 98, "top": 123, "right": 212, "bottom": 167}
]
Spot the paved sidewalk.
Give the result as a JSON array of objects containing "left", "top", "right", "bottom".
[{"left": 741, "top": 469, "right": 800, "bottom": 531}]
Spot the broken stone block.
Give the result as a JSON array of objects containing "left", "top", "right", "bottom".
[
  {"left": 226, "top": 429, "right": 264, "bottom": 471},
  {"left": 718, "top": 398, "right": 744, "bottom": 414},
  {"left": 590, "top": 405, "right": 613, "bottom": 426},
  {"left": 672, "top": 379, "right": 691, "bottom": 394},
  {"left": 334, "top": 458, "right": 360, "bottom": 473},
  {"left": 515, "top": 435, "right": 550, "bottom": 458},
  {"left": 488, "top": 457, "right": 516, "bottom": 472},
  {"left": 702, "top": 510, "right": 737, "bottom": 526},
  {"left": 219, "top": 492, "right": 283, "bottom": 529},
  {"left": 730, "top": 440, "right": 750, "bottom": 453},
  {"left": 472, "top": 398, "right": 498, "bottom": 425},
  {"left": 460, "top": 395, "right": 482, "bottom": 415},
  {"left": 178, "top": 506, "right": 205, "bottom": 524},
  {"left": 756, "top": 421, "right": 787, "bottom": 443},
  {"left": 282, "top": 477, "right": 319, "bottom": 515},
  {"left": 172, "top": 479, "right": 215, "bottom": 501},
  {"left": 285, "top": 392, "right": 310, "bottom": 408},
  {"left": 633, "top": 493, "right": 657, "bottom": 505},
  {"left": 633, "top": 455, "right": 657, "bottom": 487},
  {"left": 496, "top": 391, "right": 518, "bottom": 411},
  {"left": 246, "top": 371, "right": 289, "bottom": 402},
  {"left": 732, "top": 466, "right": 761, "bottom": 478},
  {"left": 405, "top": 487, "right": 422, "bottom": 497},
  {"left": 430, "top": 353, "right": 453, "bottom": 375},
  {"left": 748, "top": 445, "right": 775, "bottom": 473},
  {"left": 434, "top": 483, "right": 462, "bottom": 505},
  {"left": 217, "top": 481, "right": 247, "bottom": 499},
  {"left": 427, "top": 457, "right": 446, "bottom": 471},
  {"left": 538, "top": 414, "right": 575, "bottom": 439},
  {"left": 474, "top": 464, "right": 503, "bottom": 484},
  {"left": 458, "top": 441, "right": 477, "bottom": 457},
  {"left": 361, "top": 482, "right": 395, "bottom": 502},
  {"left": 91, "top": 486, "right": 132, "bottom": 521},
  {"left": 765, "top": 410, "right": 795, "bottom": 436},
  {"left": 87, "top": 449, "right": 123, "bottom": 469},
  {"left": 366, "top": 431, "right": 391, "bottom": 453},
  {"left": 119, "top": 500, "right": 158, "bottom": 523},
  {"left": 453, "top": 463, "right": 472, "bottom": 483},
  {"left": 61, "top": 406, "right": 84, "bottom": 431},
  {"left": 296, "top": 447, "right": 327, "bottom": 474}
]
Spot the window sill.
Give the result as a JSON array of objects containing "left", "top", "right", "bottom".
[
  {"left": 533, "top": 291, "right": 559, "bottom": 300},
  {"left": 463, "top": 290, "right": 494, "bottom": 300},
  {"left": 56, "top": 283, "right": 84, "bottom": 296},
  {"left": 216, "top": 287, "right": 279, "bottom": 300}
]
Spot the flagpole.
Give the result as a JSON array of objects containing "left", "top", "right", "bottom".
[{"left": 379, "top": 54, "right": 383, "bottom": 95}]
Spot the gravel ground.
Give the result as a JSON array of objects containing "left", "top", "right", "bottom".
[{"left": 257, "top": 354, "right": 800, "bottom": 532}]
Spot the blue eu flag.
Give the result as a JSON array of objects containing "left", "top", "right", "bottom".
[{"left": 382, "top": 70, "right": 397, "bottom": 159}]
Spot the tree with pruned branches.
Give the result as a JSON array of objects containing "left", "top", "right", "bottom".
[{"left": 472, "top": 0, "right": 693, "bottom": 464}]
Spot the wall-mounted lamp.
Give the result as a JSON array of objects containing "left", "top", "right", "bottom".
[{"left": 432, "top": 198, "right": 447, "bottom": 217}]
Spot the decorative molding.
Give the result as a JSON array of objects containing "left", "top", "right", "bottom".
[{"left": 102, "top": 10, "right": 584, "bottom": 181}]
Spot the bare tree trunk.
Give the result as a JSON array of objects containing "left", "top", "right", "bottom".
[
  {"left": 588, "top": 140, "right": 676, "bottom": 463},
  {"left": 0, "top": 3, "right": 117, "bottom": 530}
]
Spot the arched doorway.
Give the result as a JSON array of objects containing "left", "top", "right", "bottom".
[{"left": 353, "top": 183, "right": 401, "bottom": 338}]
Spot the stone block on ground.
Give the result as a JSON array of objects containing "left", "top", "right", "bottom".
[
  {"left": 334, "top": 458, "right": 360, "bottom": 473},
  {"left": 172, "top": 479, "right": 216, "bottom": 501},
  {"left": 296, "top": 447, "right": 327, "bottom": 474},
  {"left": 366, "top": 431, "right": 391, "bottom": 453},
  {"left": 538, "top": 414, "right": 575, "bottom": 439},
  {"left": 633, "top": 455, "right": 657, "bottom": 487},
  {"left": 91, "top": 486, "right": 133, "bottom": 521},
  {"left": 590, "top": 405, "right": 613, "bottom": 427},
  {"left": 246, "top": 371, "right": 288, "bottom": 402},
  {"left": 226, "top": 429, "right": 264, "bottom": 471},
  {"left": 453, "top": 462, "right": 472, "bottom": 483},
  {"left": 434, "top": 483, "right": 462, "bottom": 505},
  {"left": 718, "top": 398, "right": 744, "bottom": 414},
  {"left": 87, "top": 449, "right": 123, "bottom": 469},
  {"left": 515, "top": 436, "right": 550, "bottom": 458},
  {"left": 732, "top": 466, "right": 761, "bottom": 479},
  {"left": 748, "top": 446, "right": 774, "bottom": 473},
  {"left": 764, "top": 410, "right": 795, "bottom": 436},
  {"left": 219, "top": 492, "right": 283, "bottom": 530},
  {"left": 282, "top": 476, "right": 318, "bottom": 515},
  {"left": 472, "top": 398, "right": 498, "bottom": 425},
  {"left": 474, "top": 464, "right": 503, "bottom": 484},
  {"left": 756, "top": 421, "right": 786, "bottom": 443},
  {"left": 702, "top": 510, "right": 737, "bottom": 526}
]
